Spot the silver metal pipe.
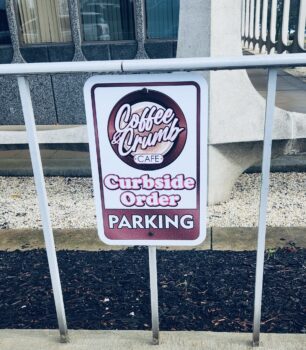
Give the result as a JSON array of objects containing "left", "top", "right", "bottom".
[
  {"left": 149, "top": 246, "right": 159, "bottom": 345},
  {"left": 0, "top": 53, "right": 305, "bottom": 75},
  {"left": 122, "top": 54, "right": 306, "bottom": 72},
  {"left": 17, "top": 77, "right": 69, "bottom": 343},
  {"left": 252, "top": 68, "right": 278, "bottom": 347}
]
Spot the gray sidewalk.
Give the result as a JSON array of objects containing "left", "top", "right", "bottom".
[
  {"left": 0, "top": 330, "right": 305, "bottom": 350},
  {"left": 247, "top": 68, "right": 306, "bottom": 114}
]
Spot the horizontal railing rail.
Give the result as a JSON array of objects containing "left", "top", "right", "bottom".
[
  {"left": 0, "top": 53, "right": 305, "bottom": 75},
  {"left": 1, "top": 54, "right": 305, "bottom": 347}
]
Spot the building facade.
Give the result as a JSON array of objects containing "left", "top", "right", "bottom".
[{"left": 0, "top": 0, "right": 179, "bottom": 125}]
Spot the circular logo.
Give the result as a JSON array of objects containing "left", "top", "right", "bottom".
[{"left": 108, "top": 88, "right": 187, "bottom": 170}]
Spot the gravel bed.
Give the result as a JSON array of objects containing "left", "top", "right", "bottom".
[
  {"left": 0, "top": 173, "right": 305, "bottom": 229},
  {"left": 0, "top": 247, "right": 305, "bottom": 332},
  {"left": 208, "top": 172, "right": 306, "bottom": 227}
]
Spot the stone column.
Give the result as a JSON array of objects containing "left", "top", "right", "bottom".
[
  {"left": 6, "top": 0, "right": 24, "bottom": 63},
  {"left": 134, "top": 0, "right": 149, "bottom": 59},
  {"left": 68, "top": 0, "right": 86, "bottom": 61}
]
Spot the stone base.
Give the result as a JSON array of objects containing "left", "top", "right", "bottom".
[{"left": 208, "top": 139, "right": 306, "bottom": 204}]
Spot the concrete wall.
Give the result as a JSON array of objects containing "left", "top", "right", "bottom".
[{"left": 177, "top": 0, "right": 306, "bottom": 203}]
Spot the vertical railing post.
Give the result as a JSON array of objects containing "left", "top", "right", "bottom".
[
  {"left": 17, "top": 76, "right": 69, "bottom": 343},
  {"left": 269, "top": 0, "right": 278, "bottom": 53},
  {"left": 261, "top": 0, "right": 268, "bottom": 53},
  {"left": 249, "top": 0, "right": 255, "bottom": 49},
  {"left": 245, "top": 0, "right": 250, "bottom": 46},
  {"left": 241, "top": 0, "right": 246, "bottom": 41},
  {"left": 254, "top": 0, "right": 261, "bottom": 51},
  {"left": 297, "top": 0, "right": 306, "bottom": 50},
  {"left": 149, "top": 246, "right": 159, "bottom": 345},
  {"left": 281, "top": 0, "right": 291, "bottom": 49},
  {"left": 252, "top": 68, "right": 278, "bottom": 347}
]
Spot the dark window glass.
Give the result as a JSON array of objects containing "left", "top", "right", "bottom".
[
  {"left": 0, "top": 0, "right": 11, "bottom": 44},
  {"left": 80, "top": 0, "right": 135, "bottom": 41},
  {"left": 16, "top": 0, "right": 72, "bottom": 44},
  {"left": 146, "top": 0, "right": 179, "bottom": 39}
]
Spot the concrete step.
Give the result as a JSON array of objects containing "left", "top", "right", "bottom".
[{"left": 0, "top": 330, "right": 304, "bottom": 350}]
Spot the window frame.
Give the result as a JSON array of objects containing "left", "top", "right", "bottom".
[
  {"left": 0, "top": 2, "right": 12, "bottom": 46},
  {"left": 78, "top": 0, "right": 137, "bottom": 44},
  {"left": 144, "top": 0, "right": 179, "bottom": 42},
  {"left": 14, "top": 0, "right": 73, "bottom": 47}
]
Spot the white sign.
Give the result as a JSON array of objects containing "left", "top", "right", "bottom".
[{"left": 84, "top": 73, "right": 208, "bottom": 246}]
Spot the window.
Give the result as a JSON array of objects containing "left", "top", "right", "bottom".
[
  {"left": 16, "top": 0, "right": 72, "bottom": 44},
  {"left": 80, "top": 0, "right": 135, "bottom": 41},
  {"left": 0, "top": 0, "right": 11, "bottom": 44},
  {"left": 146, "top": 0, "right": 179, "bottom": 39}
]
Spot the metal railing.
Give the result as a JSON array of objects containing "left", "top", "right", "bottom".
[
  {"left": 1, "top": 53, "right": 306, "bottom": 347},
  {"left": 242, "top": 0, "right": 306, "bottom": 53}
]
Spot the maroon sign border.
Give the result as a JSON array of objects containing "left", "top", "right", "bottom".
[{"left": 90, "top": 81, "right": 201, "bottom": 242}]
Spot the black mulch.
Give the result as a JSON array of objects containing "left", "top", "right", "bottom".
[{"left": 0, "top": 247, "right": 305, "bottom": 333}]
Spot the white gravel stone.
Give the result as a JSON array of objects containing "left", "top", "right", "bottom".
[
  {"left": 208, "top": 172, "right": 306, "bottom": 227},
  {"left": 0, "top": 173, "right": 305, "bottom": 229}
]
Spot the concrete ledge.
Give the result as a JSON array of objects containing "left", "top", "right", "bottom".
[
  {"left": 0, "top": 227, "right": 305, "bottom": 251},
  {"left": 247, "top": 154, "right": 306, "bottom": 173},
  {"left": 0, "top": 228, "right": 211, "bottom": 251},
  {"left": 212, "top": 227, "right": 306, "bottom": 251},
  {"left": 0, "top": 149, "right": 92, "bottom": 176},
  {"left": 1, "top": 149, "right": 306, "bottom": 176},
  {"left": 0, "top": 125, "right": 88, "bottom": 144},
  {"left": 0, "top": 330, "right": 305, "bottom": 350}
]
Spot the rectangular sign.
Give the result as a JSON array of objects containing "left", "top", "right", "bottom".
[{"left": 84, "top": 73, "right": 208, "bottom": 246}]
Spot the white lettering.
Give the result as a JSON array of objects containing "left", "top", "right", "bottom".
[
  {"left": 118, "top": 215, "right": 132, "bottom": 229},
  {"left": 109, "top": 215, "right": 119, "bottom": 229},
  {"left": 181, "top": 215, "right": 194, "bottom": 229},
  {"left": 108, "top": 214, "right": 195, "bottom": 230},
  {"left": 111, "top": 103, "right": 184, "bottom": 156}
]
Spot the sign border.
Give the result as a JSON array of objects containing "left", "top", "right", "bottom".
[{"left": 84, "top": 73, "right": 208, "bottom": 246}]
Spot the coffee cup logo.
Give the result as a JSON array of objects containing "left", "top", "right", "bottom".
[{"left": 108, "top": 89, "right": 187, "bottom": 170}]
